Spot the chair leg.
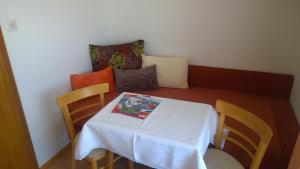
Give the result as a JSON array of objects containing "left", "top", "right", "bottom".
[
  {"left": 71, "top": 145, "right": 76, "bottom": 169},
  {"left": 91, "top": 160, "right": 97, "bottom": 169},
  {"left": 128, "top": 160, "right": 134, "bottom": 169},
  {"left": 107, "top": 151, "right": 114, "bottom": 169}
]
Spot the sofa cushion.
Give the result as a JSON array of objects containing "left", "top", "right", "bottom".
[
  {"left": 142, "top": 54, "right": 188, "bottom": 89},
  {"left": 70, "top": 87, "right": 286, "bottom": 169},
  {"left": 114, "top": 65, "right": 159, "bottom": 92},
  {"left": 105, "top": 87, "right": 282, "bottom": 169},
  {"left": 89, "top": 40, "right": 144, "bottom": 71},
  {"left": 70, "top": 67, "right": 115, "bottom": 92}
]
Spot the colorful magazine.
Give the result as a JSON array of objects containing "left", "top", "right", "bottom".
[{"left": 112, "top": 94, "right": 161, "bottom": 119}]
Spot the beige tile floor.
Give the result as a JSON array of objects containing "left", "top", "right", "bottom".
[{"left": 44, "top": 148, "right": 152, "bottom": 169}]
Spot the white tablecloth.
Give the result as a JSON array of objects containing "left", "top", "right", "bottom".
[{"left": 75, "top": 92, "right": 218, "bottom": 169}]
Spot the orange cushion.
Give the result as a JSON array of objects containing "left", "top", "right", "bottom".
[{"left": 70, "top": 67, "right": 115, "bottom": 92}]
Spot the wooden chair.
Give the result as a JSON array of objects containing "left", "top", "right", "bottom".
[
  {"left": 288, "top": 132, "right": 300, "bottom": 169},
  {"left": 57, "top": 83, "right": 134, "bottom": 169},
  {"left": 204, "top": 100, "right": 273, "bottom": 169}
]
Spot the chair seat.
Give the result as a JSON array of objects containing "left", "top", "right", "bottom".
[
  {"left": 75, "top": 132, "right": 106, "bottom": 161},
  {"left": 204, "top": 148, "right": 244, "bottom": 169},
  {"left": 85, "top": 148, "right": 106, "bottom": 161}
]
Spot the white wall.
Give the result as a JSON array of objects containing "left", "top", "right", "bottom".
[
  {"left": 106, "top": 0, "right": 294, "bottom": 74},
  {"left": 293, "top": 18, "right": 300, "bottom": 125},
  {"left": 0, "top": 0, "right": 299, "bottom": 167},
  {"left": 0, "top": 0, "right": 109, "bottom": 166},
  {"left": 291, "top": 53, "right": 300, "bottom": 124},
  {"left": 291, "top": 38, "right": 300, "bottom": 123},
  {"left": 285, "top": 0, "right": 300, "bottom": 124},
  {"left": 106, "top": 0, "right": 300, "bottom": 121}
]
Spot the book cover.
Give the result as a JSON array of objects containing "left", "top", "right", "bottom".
[{"left": 112, "top": 94, "right": 161, "bottom": 119}]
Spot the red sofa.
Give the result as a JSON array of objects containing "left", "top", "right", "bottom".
[{"left": 72, "top": 65, "right": 299, "bottom": 169}]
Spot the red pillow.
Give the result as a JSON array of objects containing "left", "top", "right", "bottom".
[{"left": 70, "top": 67, "right": 116, "bottom": 92}]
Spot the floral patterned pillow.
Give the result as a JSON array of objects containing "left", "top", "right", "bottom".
[{"left": 89, "top": 40, "right": 144, "bottom": 71}]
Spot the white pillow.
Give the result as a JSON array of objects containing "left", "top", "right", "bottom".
[{"left": 142, "top": 54, "right": 189, "bottom": 89}]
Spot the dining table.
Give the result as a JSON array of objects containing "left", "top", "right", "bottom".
[{"left": 75, "top": 92, "right": 219, "bottom": 169}]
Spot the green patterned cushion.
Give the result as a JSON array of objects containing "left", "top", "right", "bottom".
[{"left": 89, "top": 40, "right": 144, "bottom": 71}]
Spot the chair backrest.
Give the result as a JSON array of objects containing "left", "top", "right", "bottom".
[
  {"left": 215, "top": 100, "right": 273, "bottom": 169},
  {"left": 56, "top": 83, "right": 109, "bottom": 143}
]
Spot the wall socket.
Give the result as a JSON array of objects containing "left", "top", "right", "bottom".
[{"left": 5, "top": 19, "right": 18, "bottom": 32}]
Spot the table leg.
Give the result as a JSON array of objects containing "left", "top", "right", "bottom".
[
  {"left": 91, "top": 160, "right": 97, "bottom": 169},
  {"left": 71, "top": 145, "right": 76, "bottom": 169},
  {"left": 128, "top": 160, "right": 134, "bottom": 169},
  {"left": 107, "top": 151, "right": 114, "bottom": 169}
]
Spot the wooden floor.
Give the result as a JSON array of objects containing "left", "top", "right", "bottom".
[{"left": 43, "top": 148, "right": 152, "bottom": 169}]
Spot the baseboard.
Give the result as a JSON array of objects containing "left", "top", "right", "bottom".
[{"left": 40, "top": 143, "right": 71, "bottom": 169}]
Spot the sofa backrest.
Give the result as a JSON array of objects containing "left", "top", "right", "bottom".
[{"left": 188, "top": 65, "right": 294, "bottom": 100}]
